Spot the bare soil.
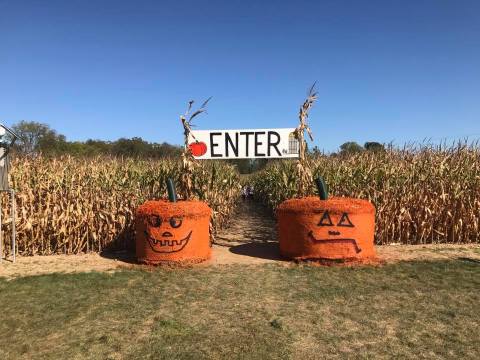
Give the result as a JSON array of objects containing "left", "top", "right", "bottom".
[{"left": 1, "top": 200, "right": 479, "bottom": 279}]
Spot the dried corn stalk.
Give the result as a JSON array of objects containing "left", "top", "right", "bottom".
[
  {"left": 1, "top": 155, "right": 239, "bottom": 256},
  {"left": 294, "top": 83, "right": 317, "bottom": 197},
  {"left": 179, "top": 97, "right": 211, "bottom": 199},
  {"left": 251, "top": 141, "right": 480, "bottom": 245}
]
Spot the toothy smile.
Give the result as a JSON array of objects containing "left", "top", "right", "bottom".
[{"left": 145, "top": 230, "right": 192, "bottom": 253}]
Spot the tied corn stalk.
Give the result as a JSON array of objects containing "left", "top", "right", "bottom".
[
  {"left": 293, "top": 83, "right": 317, "bottom": 197},
  {"left": 180, "top": 97, "right": 211, "bottom": 200}
]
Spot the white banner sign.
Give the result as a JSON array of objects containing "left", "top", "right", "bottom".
[{"left": 188, "top": 128, "right": 299, "bottom": 159}]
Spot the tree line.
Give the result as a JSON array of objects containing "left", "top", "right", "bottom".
[
  {"left": 4, "top": 121, "right": 385, "bottom": 171},
  {"left": 6, "top": 120, "right": 182, "bottom": 158}
]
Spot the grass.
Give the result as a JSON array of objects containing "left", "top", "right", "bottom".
[{"left": 1, "top": 261, "right": 479, "bottom": 359}]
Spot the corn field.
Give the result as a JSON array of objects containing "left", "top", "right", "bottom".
[
  {"left": 1, "top": 156, "right": 240, "bottom": 255},
  {"left": 2, "top": 143, "right": 479, "bottom": 256},
  {"left": 252, "top": 143, "right": 480, "bottom": 245}
]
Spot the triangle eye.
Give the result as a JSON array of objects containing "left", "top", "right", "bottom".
[
  {"left": 318, "top": 211, "right": 334, "bottom": 226},
  {"left": 337, "top": 213, "right": 354, "bottom": 227}
]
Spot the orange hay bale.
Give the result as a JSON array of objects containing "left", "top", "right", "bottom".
[
  {"left": 135, "top": 200, "right": 211, "bottom": 264},
  {"left": 277, "top": 197, "right": 376, "bottom": 261}
]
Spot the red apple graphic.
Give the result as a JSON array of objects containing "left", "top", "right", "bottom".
[{"left": 189, "top": 141, "right": 207, "bottom": 157}]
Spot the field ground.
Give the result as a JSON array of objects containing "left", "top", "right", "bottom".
[
  {"left": 1, "top": 261, "right": 479, "bottom": 359},
  {"left": 1, "top": 244, "right": 480, "bottom": 279},
  {"left": 1, "top": 201, "right": 479, "bottom": 279},
  {"left": 1, "top": 201, "right": 479, "bottom": 359}
]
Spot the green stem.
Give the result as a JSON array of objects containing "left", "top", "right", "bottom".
[
  {"left": 315, "top": 177, "right": 328, "bottom": 200},
  {"left": 167, "top": 178, "right": 177, "bottom": 202}
]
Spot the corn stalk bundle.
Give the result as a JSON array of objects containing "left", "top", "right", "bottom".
[
  {"left": 252, "top": 142, "right": 480, "bottom": 244},
  {"left": 294, "top": 83, "right": 317, "bottom": 197},
  {"left": 0, "top": 156, "right": 239, "bottom": 255},
  {"left": 180, "top": 98, "right": 211, "bottom": 200}
]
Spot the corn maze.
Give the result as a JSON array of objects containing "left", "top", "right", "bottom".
[
  {"left": 1, "top": 142, "right": 479, "bottom": 256},
  {"left": 1, "top": 156, "right": 239, "bottom": 255}
]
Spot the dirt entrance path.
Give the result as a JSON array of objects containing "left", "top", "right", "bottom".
[
  {"left": 211, "top": 200, "right": 281, "bottom": 265},
  {"left": 1, "top": 200, "right": 480, "bottom": 278}
]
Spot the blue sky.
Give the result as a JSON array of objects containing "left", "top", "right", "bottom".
[{"left": 1, "top": 0, "right": 479, "bottom": 152}]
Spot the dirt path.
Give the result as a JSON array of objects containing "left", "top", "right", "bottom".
[
  {"left": 211, "top": 200, "right": 281, "bottom": 265},
  {"left": 1, "top": 200, "right": 480, "bottom": 278}
]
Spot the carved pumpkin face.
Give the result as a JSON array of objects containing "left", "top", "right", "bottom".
[
  {"left": 144, "top": 214, "right": 193, "bottom": 253},
  {"left": 307, "top": 210, "right": 362, "bottom": 255},
  {"left": 277, "top": 197, "right": 376, "bottom": 261},
  {"left": 136, "top": 200, "right": 211, "bottom": 264}
]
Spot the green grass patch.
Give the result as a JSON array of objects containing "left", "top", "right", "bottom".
[{"left": 1, "top": 261, "right": 479, "bottom": 359}]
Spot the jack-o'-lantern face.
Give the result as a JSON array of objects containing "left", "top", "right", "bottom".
[
  {"left": 308, "top": 210, "right": 362, "bottom": 254},
  {"left": 144, "top": 215, "right": 192, "bottom": 253}
]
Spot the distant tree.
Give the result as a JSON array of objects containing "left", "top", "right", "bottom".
[
  {"left": 110, "top": 138, "right": 182, "bottom": 158},
  {"left": 84, "top": 139, "right": 113, "bottom": 155},
  {"left": 111, "top": 137, "right": 151, "bottom": 157},
  {"left": 11, "top": 120, "right": 66, "bottom": 155},
  {"left": 63, "top": 139, "right": 113, "bottom": 156},
  {"left": 310, "top": 146, "right": 322, "bottom": 157},
  {"left": 152, "top": 142, "right": 182, "bottom": 158},
  {"left": 228, "top": 159, "right": 269, "bottom": 174},
  {"left": 339, "top": 141, "right": 364, "bottom": 155},
  {"left": 228, "top": 159, "right": 253, "bottom": 174},
  {"left": 364, "top": 141, "right": 385, "bottom": 152},
  {"left": 8, "top": 121, "right": 182, "bottom": 158},
  {"left": 251, "top": 158, "right": 269, "bottom": 172},
  {"left": 38, "top": 132, "right": 68, "bottom": 155}
]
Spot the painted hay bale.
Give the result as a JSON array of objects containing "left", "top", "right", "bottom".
[
  {"left": 277, "top": 197, "right": 376, "bottom": 261},
  {"left": 136, "top": 200, "right": 211, "bottom": 264}
]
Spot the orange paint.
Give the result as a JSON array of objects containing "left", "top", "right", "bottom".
[
  {"left": 136, "top": 200, "right": 211, "bottom": 264},
  {"left": 277, "top": 197, "right": 376, "bottom": 261}
]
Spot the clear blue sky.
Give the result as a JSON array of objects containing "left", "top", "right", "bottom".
[{"left": 1, "top": 0, "right": 479, "bottom": 152}]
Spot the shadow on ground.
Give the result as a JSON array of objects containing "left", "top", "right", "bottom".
[
  {"left": 229, "top": 241, "right": 284, "bottom": 261},
  {"left": 100, "top": 250, "right": 137, "bottom": 264},
  {"left": 214, "top": 200, "right": 284, "bottom": 261}
]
